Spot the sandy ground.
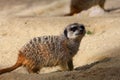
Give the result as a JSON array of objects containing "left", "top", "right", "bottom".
[{"left": 0, "top": 0, "right": 120, "bottom": 80}]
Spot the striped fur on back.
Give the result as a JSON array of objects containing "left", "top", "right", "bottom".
[{"left": 20, "top": 36, "right": 70, "bottom": 67}]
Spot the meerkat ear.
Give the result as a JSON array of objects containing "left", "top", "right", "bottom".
[{"left": 64, "top": 28, "right": 68, "bottom": 38}]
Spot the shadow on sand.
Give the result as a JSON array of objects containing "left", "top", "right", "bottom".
[
  {"left": 106, "top": 7, "right": 120, "bottom": 12},
  {"left": 75, "top": 57, "right": 111, "bottom": 71}
]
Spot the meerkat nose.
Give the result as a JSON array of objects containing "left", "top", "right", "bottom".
[{"left": 79, "top": 24, "right": 85, "bottom": 31}]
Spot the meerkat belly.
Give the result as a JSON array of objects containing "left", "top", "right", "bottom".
[{"left": 20, "top": 36, "right": 70, "bottom": 67}]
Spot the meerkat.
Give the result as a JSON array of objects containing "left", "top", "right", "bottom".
[
  {"left": 0, "top": 23, "right": 86, "bottom": 75},
  {"left": 65, "top": 0, "right": 106, "bottom": 16}
]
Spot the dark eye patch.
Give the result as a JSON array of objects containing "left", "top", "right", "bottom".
[{"left": 70, "top": 27, "right": 78, "bottom": 32}]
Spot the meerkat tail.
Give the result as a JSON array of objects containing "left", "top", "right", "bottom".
[{"left": 0, "top": 53, "right": 24, "bottom": 75}]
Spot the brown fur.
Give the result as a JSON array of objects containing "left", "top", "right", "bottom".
[
  {"left": 0, "top": 23, "right": 86, "bottom": 75},
  {"left": 0, "top": 53, "right": 25, "bottom": 74},
  {"left": 65, "top": 0, "right": 106, "bottom": 16}
]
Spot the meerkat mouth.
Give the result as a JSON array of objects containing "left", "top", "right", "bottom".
[
  {"left": 75, "top": 30, "right": 85, "bottom": 35},
  {"left": 80, "top": 30, "right": 85, "bottom": 34}
]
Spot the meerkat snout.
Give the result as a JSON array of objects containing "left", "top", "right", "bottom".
[
  {"left": 64, "top": 23, "right": 86, "bottom": 39},
  {"left": 79, "top": 25, "right": 85, "bottom": 34}
]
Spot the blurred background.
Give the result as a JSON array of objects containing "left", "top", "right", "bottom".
[
  {"left": 0, "top": 0, "right": 69, "bottom": 17},
  {"left": 0, "top": 0, "right": 120, "bottom": 17}
]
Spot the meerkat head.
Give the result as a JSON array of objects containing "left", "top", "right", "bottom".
[{"left": 64, "top": 23, "right": 86, "bottom": 40}]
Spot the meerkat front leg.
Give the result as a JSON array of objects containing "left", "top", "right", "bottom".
[
  {"left": 59, "top": 59, "right": 74, "bottom": 71},
  {"left": 67, "top": 59, "right": 73, "bottom": 71},
  {"left": 59, "top": 62, "right": 69, "bottom": 71},
  {"left": 99, "top": 0, "right": 106, "bottom": 11}
]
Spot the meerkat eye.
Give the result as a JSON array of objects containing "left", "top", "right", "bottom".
[{"left": 70, "top": 27, "right": 78, "bottom": 32}]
